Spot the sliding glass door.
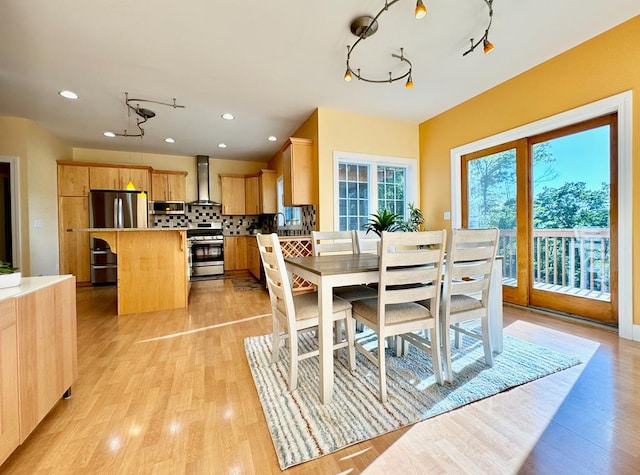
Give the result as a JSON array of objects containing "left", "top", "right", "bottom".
[{"left": 462, "top": 115, "right": 617, "bottom": 325}]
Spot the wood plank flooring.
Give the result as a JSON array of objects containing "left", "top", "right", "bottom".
[{"left": 2, "top": 276, "right": 639, "bottom": 474}]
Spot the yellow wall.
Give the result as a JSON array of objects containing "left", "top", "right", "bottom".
[
  {"left": 316, "top": 108, "right": 419, "bottom": 230},
  {"left": 419, "top": 15, "right": 640, "bottom": 321},
  {"left": 267, "top": 108, "right": 418, "bottom": 230},
  {"left": 0, "top": 117, "right": 72, "bottom": 276},
  {"left": 72, "top": 148, "right": 267, "bottom": 203}
]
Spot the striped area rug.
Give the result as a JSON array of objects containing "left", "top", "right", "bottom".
[{"left": 244, "top": 331, "right": 581, "bottom": 470}]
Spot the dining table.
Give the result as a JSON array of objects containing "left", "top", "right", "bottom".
[{"left": 284, "top": 253, "right": 504, "bottom": 404}]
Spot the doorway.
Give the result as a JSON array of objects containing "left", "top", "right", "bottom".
[
  {"left": 461, "top": 115, "right": 617, "bottom": 325},
  {"left": 0, "top": 162, "right": 13, "bottom": 264},
  {"left": 0, "top": 157, "right": 19, "bottom": 268}
]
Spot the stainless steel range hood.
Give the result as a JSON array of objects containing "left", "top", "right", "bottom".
[{"left": 191, "top": 155, "right": 222, "bottom": 206}]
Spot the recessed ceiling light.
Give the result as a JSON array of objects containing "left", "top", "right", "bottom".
[
  {"left": 103, "top": 131, "right": 116, "bottom": 138},
  {"left": 221, "top": 113, "right": 235, "bottom": 120},
  {"left": 164, "top": 137, "right": 176, "bottom": 143},
  {"left": 218, "top": 143, "right": 227, "bottom": 148},
  {"left": 267, "top": 136, "right": 277, "bottom": 142},
  {"left": 59, "top": 90, "right": 79, "bottom": 100}
]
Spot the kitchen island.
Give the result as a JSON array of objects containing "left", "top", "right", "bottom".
[{"left": 79, "top": 228, "right": 189, "bottom": 315}]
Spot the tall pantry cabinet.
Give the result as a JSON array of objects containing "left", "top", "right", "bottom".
[{"left": 57, "top": 164, "right": 90, "bottom": 283}]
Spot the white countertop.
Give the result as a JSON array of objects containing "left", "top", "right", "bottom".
[{"left": 0, "top": 275, "right": 74, "bottom": 302}]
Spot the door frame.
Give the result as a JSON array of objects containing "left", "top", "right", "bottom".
[
  {"left": 449, "top": 91, "right": 633, "bottom": 340},
  {"left": 0, "top": 156, "right": 21, "bottom": 270}
]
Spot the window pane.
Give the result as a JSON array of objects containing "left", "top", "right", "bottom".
[
  {"left": 338, "top": 162, "right": 370, "bottom": 230},
  {"left": 467, "top": 148, "right": 517, "bottom": 286},
  {"left": 532, "top": 125, "right": 611, "bottom": 299},
  {"left": 378, "top": 165, "right": 406, "bottom": 218},
  {"left": 339, "top": 164, "right": 346, "bottom": 181},
  {"left": 358, "top": 166, "right": 368, "bottom": 182},
  {"left": 348, "top": 165, "right": 358, "bottom": 181}
]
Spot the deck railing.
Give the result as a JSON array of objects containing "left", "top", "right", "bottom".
[{"left": 498, "top": 228, "right": 610, "bottom": 297}]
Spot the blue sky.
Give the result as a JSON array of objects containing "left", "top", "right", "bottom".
[{"left": 533, "top": 125, "right": 610, "bottom": 194}]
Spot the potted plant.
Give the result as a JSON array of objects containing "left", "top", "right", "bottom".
[
  {"left": 0, "top": 261, "right": 21, "bottom": 289},
  {"left": 398, "top": 203, "right": 425, "bottom": 232},
  {"left": 363, "top": 209, "right": 402, "bottom": 237}
]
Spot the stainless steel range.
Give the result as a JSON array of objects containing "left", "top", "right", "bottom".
[{"left": 187, "top": 222, "right": 224, "bottom": 277}]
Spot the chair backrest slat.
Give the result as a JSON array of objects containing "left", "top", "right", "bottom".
[
  {"left": 312, "top": 230, "right": 357, "bottom": 256},
  {"left": 377, "top": 230, "right": 447, "bottom": 315},
  {"left": 256, "top": 233, "right": 296, "bottom": 327},
  {"left": 354, "top": 230, "right": 380, "bottom": 254},
  {"left": 443, "top": 228, "right": 500, "bottom": 309}
]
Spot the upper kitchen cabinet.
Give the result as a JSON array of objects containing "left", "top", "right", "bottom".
[
  {"left": 151, "top": 170, "right": 187, "bottom": 201},
  {"left": 220, "top": 175, "right": 246, "bottom": 215},
  {"left": 244, "top": 170, "right": 276, "bottom": 215},
  {"left": 89, "top": 166, "right": 119, "bottom": 190},
  {"left": 282, "top": 137, "right": 313, "bottom": 206},
  {"left": 258, "top": 169, "right": 277, "bottom": 214},
  {"left": 57, "top": 164, "right": 89, "bottom": 196},
  {"left": 245, "top": 175, "right": 259, "bottom": 215},
  {"left": 90, "top": 166, "right": 150, "bottom": 192},
  {"left": 119, "top": 167, "right": 150, "bottom": 192}
]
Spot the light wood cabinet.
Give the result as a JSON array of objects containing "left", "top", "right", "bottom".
[
  {"left": 16, "top": 277, "right": 77, "bottom": 441},
  {"left": 0, "top": 276, "right": 77, "bottom": 463},
  {"left": 58, "top": 164, "right": 89, "bottom": 196},
  {"left": 247, "top": 237, "right": 261, "bottom": 280},
  {"left": 220, "top": 175, "right": 246, "bottom": 215},
  {"left": 282, "top": 137, "right": 313, "bottom": 206},
  {"left": 59, "top": 162, "right": 151, "bottom": 194},
  {"left": 224, "top": 236, "right": 248, "bottom": 271},
  {"left": 58, "top": 196, "right": 90, "bottom": 284},
  {"left": 259, "top": 169, "right": 277, "bottom": 214},
  {"left": 245, "top": 175, "right": 260, "bottom": 215},
  {"left": 0, "top": 299, "right": 19, "bottom": 466},
  {"left": 227, "top": 170, "right": 276, "bottom": 216},
  {"left": 151, "top": 171, "right": 187, "bottom": 201},
  {"left": 89, "top": 166, "right": 120, "bottom": 189},
  {"left": 118, "top": 167, "right": 150, "bottom": 192}
]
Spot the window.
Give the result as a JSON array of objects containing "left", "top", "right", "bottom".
[
  {"left": 276, "top": 176, "right": 301, "bottom": 226},
  {"left": 334, "top": 152, "right": 416, "bottom": 231}
]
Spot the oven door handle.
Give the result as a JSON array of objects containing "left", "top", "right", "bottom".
[{"left": 190, "top": 239, "right": 223, "bottom": 245}]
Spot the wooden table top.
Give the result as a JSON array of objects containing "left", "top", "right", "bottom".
[{"left": 284, "top": 254, "right": 379, "bottom": 276}]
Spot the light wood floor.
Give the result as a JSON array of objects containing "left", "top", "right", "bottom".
[{"left": 2, "top": 276, "right": 639, "bottom": 474}]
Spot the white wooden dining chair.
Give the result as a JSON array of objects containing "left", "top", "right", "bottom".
[
  {"left": 354, "top": 230, "right": 380, "bottom": 255},
  {"left": 311, "top": 230, "right": 378, "bottom": 303},
  {"left": 440, "top": 228, "right": 500, "bottom": 382},
  {"left": 256, "top": 233, "right": 356, "bottom": 391},
  {"left": 351, "top": 230, "right": 447, "bottom": 403},
  {"left": 311, "top": 230, "right": 358, "bottom": 255}
]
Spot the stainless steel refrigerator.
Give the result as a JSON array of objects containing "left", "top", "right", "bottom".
[{"left": 89, "top": 189, "right": 146, "bottom": 285}]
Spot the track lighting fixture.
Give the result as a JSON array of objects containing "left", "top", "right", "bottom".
[
  {"left": 344, "top": 1, "right": 426, "bottom": 88},
  {"left": 463, "top": 0, "right": 495, "bottom": 56},
  {"left": 108, "top": 92, "right": 185, "bottom": 138}
]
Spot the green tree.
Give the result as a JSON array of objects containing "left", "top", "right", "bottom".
[
  {"left": 533, "top": 182, "right": 609, "bottom": 228},
  {"left": 468, "top": 142, "right": 556, "bottom": 229}
]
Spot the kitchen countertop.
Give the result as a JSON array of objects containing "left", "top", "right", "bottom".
[
  {"left": 75, "top": 227, "right": 188, "bottom": 232},
  {"left": 0, "top": 274, "right": 74, "bottom": 302}
]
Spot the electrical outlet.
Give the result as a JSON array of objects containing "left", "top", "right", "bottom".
[
  {"left": 34, "top": 219, "right": 43, "bottom": 228},
  {"left": 443, "top": 211, "right": 451, "bottom": 220}
]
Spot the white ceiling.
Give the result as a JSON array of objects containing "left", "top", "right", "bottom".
[{"left": 1, "top": 0, "right": 638, "bottom": 162}]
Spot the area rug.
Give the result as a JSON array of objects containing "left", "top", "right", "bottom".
[
  {"left": 244, "top": 331, "right": 581, "bottom": 470},
  {"left": 231, "top": 277, "right": 265, "bottom": 291}
]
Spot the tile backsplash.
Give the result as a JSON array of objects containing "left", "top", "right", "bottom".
[{"left": 151, "top": 204, "right": 316, "bottom": 236}]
